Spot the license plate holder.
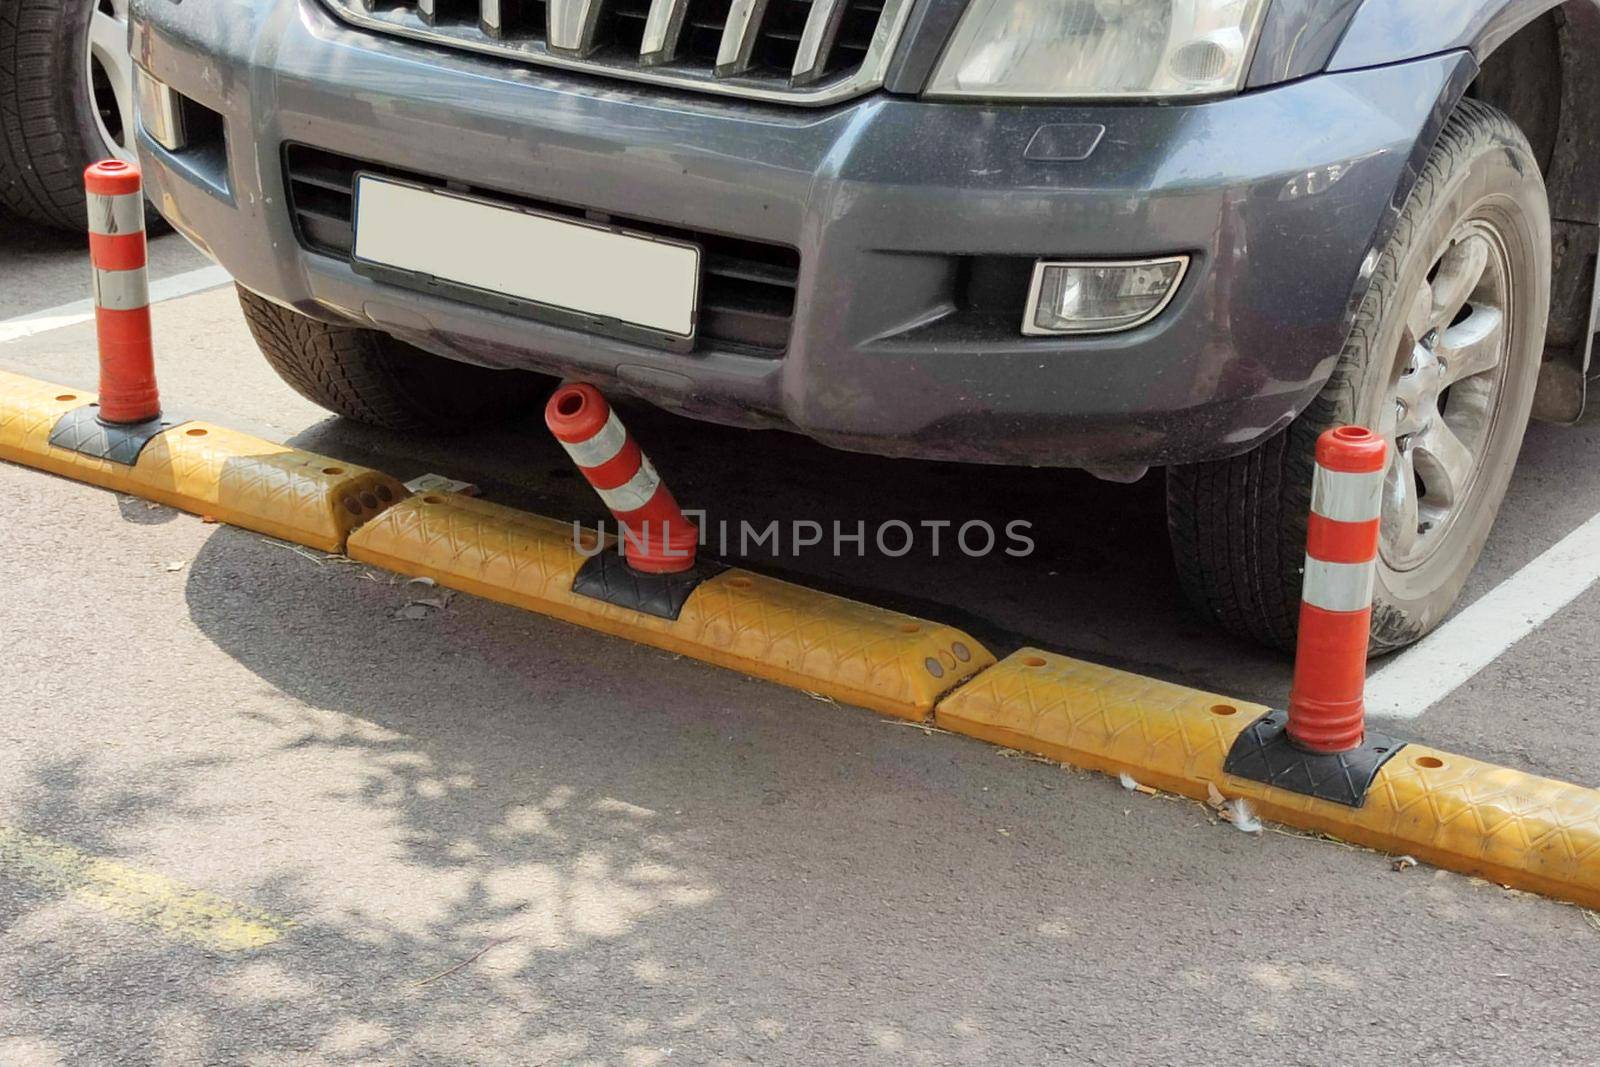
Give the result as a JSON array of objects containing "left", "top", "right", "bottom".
[{"left": 351, "top": 173, "right": 700, "bottom": 352}]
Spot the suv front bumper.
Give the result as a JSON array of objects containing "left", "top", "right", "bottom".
[{"left": 132, "top": 0, "right": 1470, "bottom": 467}]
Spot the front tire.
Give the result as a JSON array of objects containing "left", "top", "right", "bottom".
[
  {"left": 0, "top": 0, "right": 136, "bottom": 230},
  {"left": 238, "top": 286, "right": 548, "bottom": 432},
  {"left": 1167, "top": 99, "right": 1551, "bottom": 654}
]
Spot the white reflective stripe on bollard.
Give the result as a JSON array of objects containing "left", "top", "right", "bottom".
[
  {"left": 1301, "top": 557, "right": 1377, "bottom": 613},
  {"left": 595, "top": 455, "right": 662, "bottom": 514},
  {"left": 85, "top": 191, "right": 145, "bottom": 236},
  {"left": 91, "top": 268, "right": 151, "bottom": 312},
  {"left": 559, "top": 410, "right": 630, "bottom": 469},
  {"left": 1311, "top": 467, "right": 1386, "bottom": 523}
]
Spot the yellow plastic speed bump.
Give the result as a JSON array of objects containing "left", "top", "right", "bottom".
[
  {"left": 0, "top": 370, "right": 407, "bottom": 552},
  {"left": 348, "top": 492, "right": 994, "bottom": 719},
  {"left": 936, "top": 649, "right": 1600, "bottom": 909}
]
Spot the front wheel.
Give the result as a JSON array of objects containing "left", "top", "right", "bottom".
[
  {"left": 1167, "top": 99, "right": 1551, "bottom": 654},
  {"left": 238, "top": 286, "right": 549, "bottom": 432},
  {"left": 0, "top": 0, "right": 137, "bottom": 230}
]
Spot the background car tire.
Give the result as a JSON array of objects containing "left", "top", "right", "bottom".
[
  {"left": 0, "top": 0, "right": 136, "bottom": 230},
  {"left": 1166, "top": 99, "right": 1551, "bottom": 654},
  {"left": 238, "top": 286, "right": 550, "bottom": 432}
]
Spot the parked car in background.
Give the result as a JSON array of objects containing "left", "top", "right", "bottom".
[
  {"left": 129, "top": 0, "right": 1598, "bottom": 653},
  {"left": 1, "top": 0, "right": 137, "bottom": 229}
]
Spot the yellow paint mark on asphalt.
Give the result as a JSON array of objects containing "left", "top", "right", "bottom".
[{"left": 0, "top": 825, "right": 291, "bottom": 952}]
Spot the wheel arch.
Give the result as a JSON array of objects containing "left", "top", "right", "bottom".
[
  {"left": 1467, "top": 2, "right": 1600, "bottom": 422},
  {"left": 1332, "top": 0, "right": 1600, "bottom": 422}
]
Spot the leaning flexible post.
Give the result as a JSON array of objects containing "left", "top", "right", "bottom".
[{"left": 544, "top": 383, "right": 699, "bottom": 574}]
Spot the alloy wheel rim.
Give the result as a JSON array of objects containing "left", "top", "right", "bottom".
[
  {"left": 85, "top": 0, "right": 136, "bottom": 163},
  {"left": 1377, "top": 218, "right": 1514, "bottom": 572}
]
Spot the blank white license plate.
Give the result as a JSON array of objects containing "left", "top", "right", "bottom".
[{"left": 353, "top": 175, "right": 700, "bottom": 339}]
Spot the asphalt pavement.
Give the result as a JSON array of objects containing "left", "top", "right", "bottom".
[{"left": 2, "top": 208, "right": 1598, "bottom": 1065}]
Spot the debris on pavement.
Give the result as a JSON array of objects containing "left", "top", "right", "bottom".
[
  {"left": 414, "top": 937, "right": 512, "bottom": 987},
  {"left": 1220, "top": 798, "right": 1262, "bottom": 834},
  {"left": 1119, "top": 772, "right": 1158, "bottom": 796},
  {"left": 405, "top": 473, "right": 480, "bottom": 497},
  {"left": 1393, "top": 855, "right": 1419, "bottom": 872},
  {"left": 395, "top": 585, "right": 457, "bottom": 620},
  {"left": 1204, "top": 782, "right": 1262, "bottom": 834}
]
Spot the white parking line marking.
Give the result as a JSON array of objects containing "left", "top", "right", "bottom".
[
  {"left": 1365, "top": 509, "right": 1600, "bottom": 719},
  {"left": 0, "top": 265, "right": 232, "bottom": 344}
]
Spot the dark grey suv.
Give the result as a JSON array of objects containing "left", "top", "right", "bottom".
[{"left": 130, "top": 0, "right": 1599, "bottom": 651}]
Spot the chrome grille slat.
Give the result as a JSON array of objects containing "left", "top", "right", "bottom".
[
  {"left": 714, "top": 0, "right": 770, "bottom": 77},
  {"left": 791, "top": 0, "right": 847, "bottom": 85},
  {"left": 547, "top": 0, "right": 604, "bottom": 54},
  {"left": 639, "top": 0, "right": 690, "bottom": 65},
  {"left": 322, "top": 0, "right": 911, "bottom": 105},
  {"left": 479, "top": 0, "right": 506, "bottom": 35}
]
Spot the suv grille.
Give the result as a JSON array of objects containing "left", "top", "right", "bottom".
[
  {"left": 321, "top": 0, "right": 912, "bottom": 105},
  {"left": 284, "top": 145, "right": 800, "bottom": 357}
]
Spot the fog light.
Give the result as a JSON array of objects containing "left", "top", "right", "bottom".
[
  {"left": 1023, "top": 258, "right": 1189, "bottom": 336},
  {"left": 135, "top": 67, "right": 188, "bottom": 152}
]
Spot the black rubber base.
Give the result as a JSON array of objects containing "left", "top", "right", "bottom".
[
  {"left": 48, "top": 405, "right": 185, "bottom": 465},
  {"left": 1223, "top": 711, "right": 1405, "bottom": 808},
  {"left": 571, "top": 550, "right": 726, "bottom": 621}
]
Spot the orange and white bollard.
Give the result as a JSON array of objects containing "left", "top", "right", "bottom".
[
  {"left": 85, "top": 160, "right": 160, "bottom": 425},
  {"left": 545, "top": 383, "right": 699, "bottom": 574},
  {"left": 1287, "top": 426, "right": 1389, "bottom": 754}
]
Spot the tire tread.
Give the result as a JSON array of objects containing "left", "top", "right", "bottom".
[{"left": 1167, "top": 98, "right": 1540, "bottom": 653}]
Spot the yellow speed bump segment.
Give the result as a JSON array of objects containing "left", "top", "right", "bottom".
[
  {"left": 0, "top": 370, "right": 407, "bottom": 551},
  {"left": 936, "top": 650, "right": 1600, "bottom": 909},
  {"left": 348, "top": 492, "right": 994, "bottom": 719},
  {"left": 0, "top": 825, "right": 290, "bottom": 952}
]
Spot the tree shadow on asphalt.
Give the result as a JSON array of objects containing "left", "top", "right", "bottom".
[
  {"left": 65, "top": 524, "right": 1107, "bottom": 1063},
  {"left": 4, "top": 488, "right": 1587, "bottom": 1063}
]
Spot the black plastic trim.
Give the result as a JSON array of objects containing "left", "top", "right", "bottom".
[
  {"left": 47, "top": 405, "right": 188, "bottom": 465},
  {"left": 571, "top": 550, "right": 727, "bottom": 621},
  {"left": 1223, "top": 710, "right": 1406, "bottom": 809}
]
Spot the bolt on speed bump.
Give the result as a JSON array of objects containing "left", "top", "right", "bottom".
[
  {"left": 347, "top": 491, "right": 995, "bottom": 719},
  {"left": 937, "top": 649, "right": 1600, "bottom": 910},
  {"left": 0, "top": 370, "right": 406, "bottom": 552}
]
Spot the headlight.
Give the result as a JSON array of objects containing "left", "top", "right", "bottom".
[{"left": 927, "top": 0, "right": 1269, "bottom": 100}]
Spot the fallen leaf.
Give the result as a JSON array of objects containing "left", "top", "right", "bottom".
[
  {"left": 162, "top": 561, "right": 186, "bottom": 572},
  {"left": 201, "top": 515, "right": 219, "bottom": 524},
  {"left": 1206, "top": 782, "right": 1227, "bottom": 810},
  {"left": 407, "top": 576, "right": 437, "bottom": 588}
]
